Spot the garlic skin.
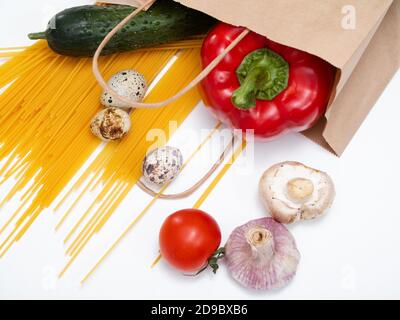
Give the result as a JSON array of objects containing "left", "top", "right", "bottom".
[
  {"left": 142, "top": 146, "right": 183, "bottom": 186},
  {"left": 101, "top": 70, "right": 147, "bottom": 109},
  {"left": 90, "top": 108, "right": 131, "bottom": 141},
  {"left": 259, "top": 161, "right": 335, "bottom": 224},
  {"left": 224, "top": 217, "right": 300, "bottom": 290}
]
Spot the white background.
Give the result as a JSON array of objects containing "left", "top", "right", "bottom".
[{"left": 0, "top": 0, "right": 399, "bottom": 300}]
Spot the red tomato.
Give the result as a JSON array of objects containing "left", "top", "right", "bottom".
[{"left": 159, "top": 209, "right": 221, "bottom": 273}]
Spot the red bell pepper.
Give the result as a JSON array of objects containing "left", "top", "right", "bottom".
[{"left": 201, "top": 23, "right": 336, "bottom": 139}]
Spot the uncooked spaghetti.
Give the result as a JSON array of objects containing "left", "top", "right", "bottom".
[
  {"left": 0, "top": 41, "right": 196, "bottom": 257},
  {"left": 0, "top": 36, "right": 243, "bottom": 282}
]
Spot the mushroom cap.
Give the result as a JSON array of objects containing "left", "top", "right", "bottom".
[{"left": 259, "top": 161, "right": 335, "bottom": 224}]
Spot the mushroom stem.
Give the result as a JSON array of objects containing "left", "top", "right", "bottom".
[
  {"left": 246, "top": 226, "right": 274, "bottom": 263},
  {"left": 286, "top": 177, "right": 314, "bottom": 202}
]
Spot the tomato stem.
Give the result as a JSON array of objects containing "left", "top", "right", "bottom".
[{"left": 195, "top": 247, "right": 225, "bottom": 275}]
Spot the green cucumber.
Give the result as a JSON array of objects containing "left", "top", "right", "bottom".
[{"left": 28, "top": 0, "right": 216, "bottom": 57}]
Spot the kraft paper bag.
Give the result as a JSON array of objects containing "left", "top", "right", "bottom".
[{"left": 104, "top": 0, "right": 400, "bottom": 155}]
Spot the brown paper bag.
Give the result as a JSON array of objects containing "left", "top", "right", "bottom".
[
  {"left": 176, "top": 0, "right": 400, "bottom": 155},
  {"left": 105, "top": 0, "right": 400, "bottom": 155}
]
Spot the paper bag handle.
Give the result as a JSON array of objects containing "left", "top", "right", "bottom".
[
  {"left": 92, "top": 0, "right": 250, "bottom": 109},
  {"left": 99, "top": 1, "right": 154, "bottom": 10},
  {"left": 136, "top": 135, "right": 237, "bottom": 199}
]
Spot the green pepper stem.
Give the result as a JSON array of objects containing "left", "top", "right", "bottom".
[
  {"left": 232, "top": 48, "right": 289, "bottom": 110},
  {"left": 232, "top": 66, "right": 269, "bottom": 110}
]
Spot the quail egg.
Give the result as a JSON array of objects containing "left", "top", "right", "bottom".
[
  {"left": 101, "top": 70, "right": 147, "bottom": 109},
  {"left": 142, "top": 146, "right": 183, "bottom": 186},
  {"left": 90, "top": 107, "right": 131, "bottom": 141}
]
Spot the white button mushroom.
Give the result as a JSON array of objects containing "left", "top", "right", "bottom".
[
  {"left": 90, "top": 107, "right": 131, "bottom": 141},
  {"left": 142, "top": 146, "right": 183, "bottom": 186},
  {"left": 259, "top": 161, "right": 335, "bottom": 224},
  {"left": 101, "top": 70, "right": 147, "bottom": 109}
]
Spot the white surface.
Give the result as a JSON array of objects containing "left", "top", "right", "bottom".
[{"left": 0, "top": 0, "right": 399, "bottom": 300}]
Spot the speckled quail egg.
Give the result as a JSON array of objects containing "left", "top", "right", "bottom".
[
  {"left": 90, "top": 107, "right": 131, "bottom": 141},
  {"left": 101, "top": 70, "right": 147, "bottom": 109},
  {"left": 142, "top": 146, "right": 183, "bottom": 186}
]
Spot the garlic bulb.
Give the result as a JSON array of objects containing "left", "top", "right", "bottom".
[
  {"left": 90, "top": 107, "right": 131, "bottom": 141},
  {"left": 101, "top": 70, "right": 147, "bottom": 109},
  {"left": 224, "top": 217, "right": 300, "bottom": 290},
  {"left": 259, "top": 161, "right": 335, "bottom": 224},
  {"left": 142, "top": 146, "right": 183, "bottom": 186}
]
